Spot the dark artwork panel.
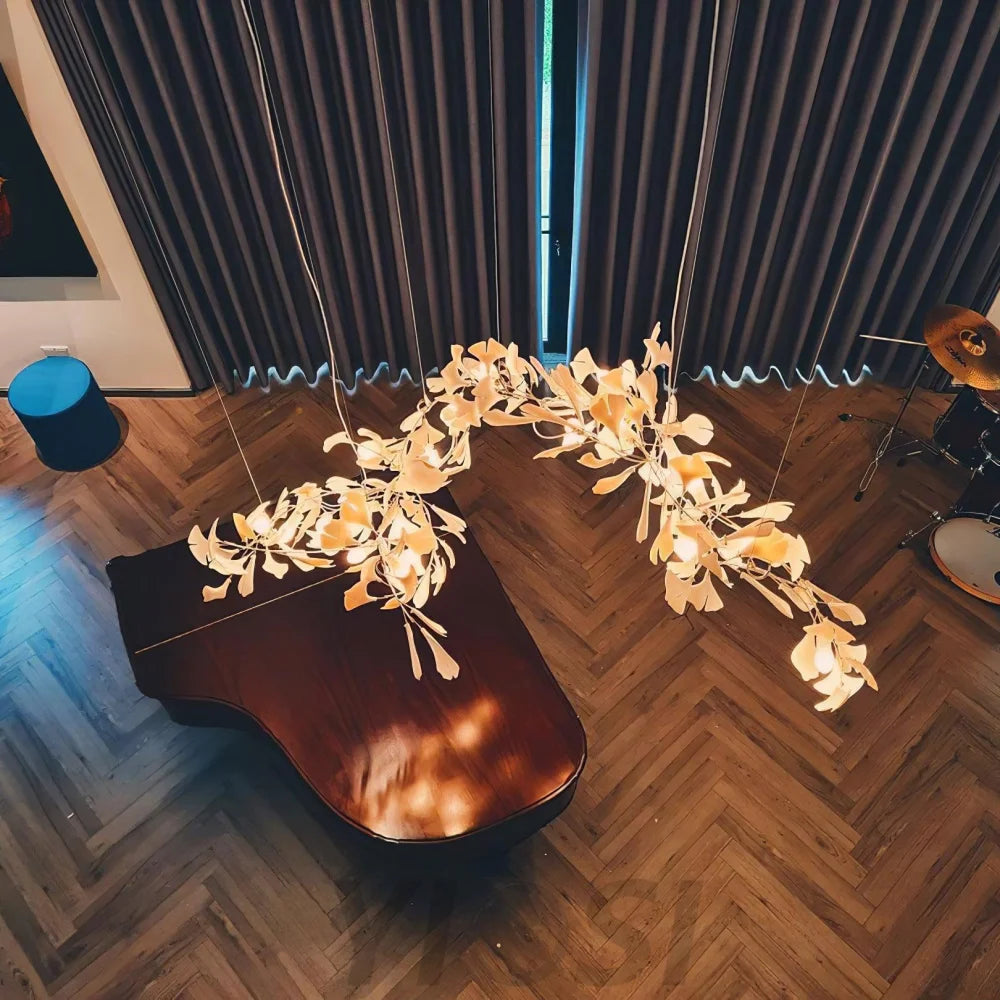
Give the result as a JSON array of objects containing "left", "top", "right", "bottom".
[{"left": 0, "top": 64, "right": 96, "bottom": 278}]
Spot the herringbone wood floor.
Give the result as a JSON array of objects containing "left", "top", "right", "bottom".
[{"left": 0, "top": 373, "right": 998, "bottom": 999}]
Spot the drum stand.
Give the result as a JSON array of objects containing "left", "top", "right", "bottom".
[
  {"left": 839, "top": 350, "right": 947, "bottom": 503},
  {"left": 897, "top": 509, "right": 946, "bottom": 548},
  {"left": 897, "top": 431, "right": 1000, "bottom": 548}
]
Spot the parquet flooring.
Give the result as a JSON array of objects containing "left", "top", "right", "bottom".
[{"left": 0, "top": 371, "right": 998, "bottom": 998}]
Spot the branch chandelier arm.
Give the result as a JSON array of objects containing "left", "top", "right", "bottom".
[{"left": 189, "top": 326, "right": 875, "bottom": 712}]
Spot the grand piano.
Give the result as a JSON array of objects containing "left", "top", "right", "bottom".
[{"left": 108, "top": 493, "right": 586, "bottom": 859}]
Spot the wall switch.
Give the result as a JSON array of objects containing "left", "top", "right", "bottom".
[{"left": 40, "top": 345, "right": 71, "bottom": 356}]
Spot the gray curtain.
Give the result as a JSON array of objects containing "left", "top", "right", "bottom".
[
  {"left": 569, "top": 0, "right": 1000, "bottom": 387},
  {"left": 35, "top": 0, "right": 540, "bottom": 391}
]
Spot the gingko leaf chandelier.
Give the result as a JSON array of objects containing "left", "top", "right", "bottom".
[
  {"left": 188, "top": 0, "right": 875, "bottom": 713},
  {"left": 189, "top": 324, "right": 875, "bottom": 712}
]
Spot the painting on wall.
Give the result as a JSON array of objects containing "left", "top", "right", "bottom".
[{"left": 0, "top": 64, "right": 96, "bottom": 278}]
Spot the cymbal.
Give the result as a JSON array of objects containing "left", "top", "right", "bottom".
[{"left": 924, "top": 304, "right": 1000, "bottom": 390}]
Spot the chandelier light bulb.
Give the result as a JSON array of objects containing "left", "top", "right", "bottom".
[
  {"left": 814, "top": 643, "right": 837, "bottom": 675},
  {"left": 673, "top": 533, "right": 699, "bottom": 562},
  {"left": 346, "top": 545, "right": 371, "bottom": 565},
  {"left": 248, "top": 511, "right": 272, "bottom": 535}
]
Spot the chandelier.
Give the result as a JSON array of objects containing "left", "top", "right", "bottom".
[{"left": 188, "top": 325, "right": 874, "bottom": 712}]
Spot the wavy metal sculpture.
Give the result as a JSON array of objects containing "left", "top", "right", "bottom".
[{"left": 189, "top": 327, "right": 875, "bottom": 711}]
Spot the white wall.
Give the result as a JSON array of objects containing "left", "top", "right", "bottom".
[
  {"left": 0, "top": 0, "right": 189, "bottom": 391},
  {"left": 988, "top": 293, "right": 1000, "bottom": 330}
]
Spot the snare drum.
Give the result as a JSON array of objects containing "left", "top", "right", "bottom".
[
  {"left": 933, "top": 386, "right": 1000, "bottom": 478},
  {"left": 954, "top": 428, "right": 1000, "bottom": 518}
]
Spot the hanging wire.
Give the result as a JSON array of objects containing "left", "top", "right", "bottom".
[
  {"left": 62, "top": 0, "right": 263, "bottom": 503},
  {"left": 757, "top": 43, "right": 924, "bottom": 516},
  {"left": 364, "top": 0, "right": 430, "bottom": 398},
  {"left": 132, "top": 568, "right": 349, "bottom": 654},
  {"left": 668, "top": 0, "right": 731, "bottom": 399},
  {"left": 238, "top": 0, "right": 365, "bottom": 461},
  {"left": 487, "top": 0, "right": 502, "bottom": 345}
]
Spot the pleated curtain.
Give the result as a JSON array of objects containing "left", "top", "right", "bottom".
[
  {"left": 34, "top": 0, "right": 540, "bottom": 390},
  {"left": 568, "top": 0, "right": 1000, "bottom": 386}
]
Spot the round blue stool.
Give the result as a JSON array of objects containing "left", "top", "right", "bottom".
[{"left": 8, "top": 357, "right": 123, "bottom": 471}]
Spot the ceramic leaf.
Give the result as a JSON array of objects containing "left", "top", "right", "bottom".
[{"left": 190, "top": 325, "right": 873, "bottom": 711}]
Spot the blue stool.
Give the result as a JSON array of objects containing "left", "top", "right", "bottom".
[{"left": 8, "top": 357, "right": 123, "bottom": 471}]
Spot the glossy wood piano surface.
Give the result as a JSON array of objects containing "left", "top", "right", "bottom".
[{"left": 107, "top": 493, "right": 586, "bottom": 857}]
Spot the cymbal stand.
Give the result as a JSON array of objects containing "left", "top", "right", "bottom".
[{"left": 839, "top": 349, "right": 946, "bottom": 502}]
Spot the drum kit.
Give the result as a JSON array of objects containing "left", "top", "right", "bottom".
[{"left": 841, "top": 304, "right": 1000, "bottom": 605}]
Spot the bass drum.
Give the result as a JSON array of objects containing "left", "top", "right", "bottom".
[
  {"left": 933, "top": 386, "right": 1000, "bottom": 478},
  {"left": 929, "top": 517, "right": 1000, "bottom": 605}
]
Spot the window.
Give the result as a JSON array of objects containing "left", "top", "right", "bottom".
[
  {"left": 541, "top": 0, "right": 576, "bottom": 359},
  {"left": 540, "top": 0, "right": 552, "bottom": 348}
]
